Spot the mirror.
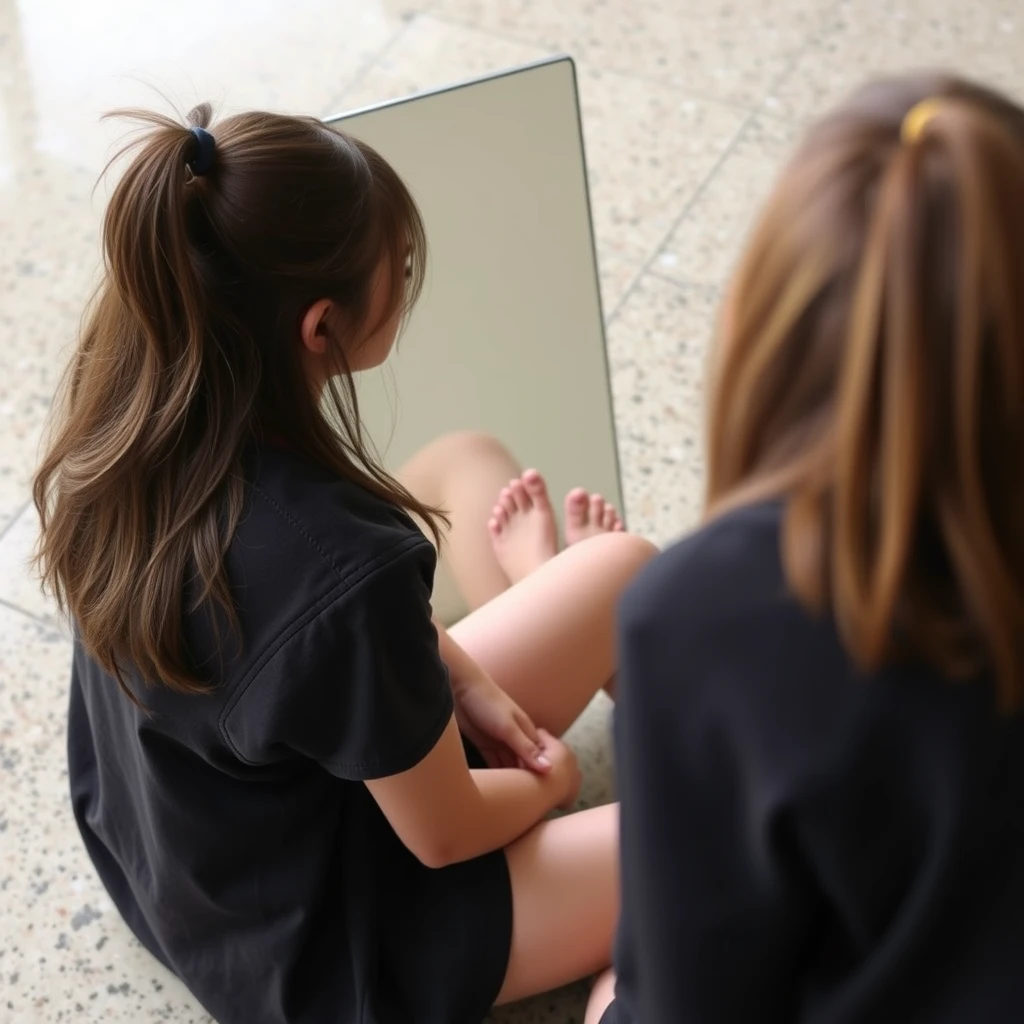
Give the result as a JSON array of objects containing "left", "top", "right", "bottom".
[{"left": 327, "top": 58, "right": 621, "bottom": 622}]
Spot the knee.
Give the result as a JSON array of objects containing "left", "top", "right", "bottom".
[
  {"left": 585, "top": 530, "right": 659, "bottom": 577},
  {"left": 440, "top": 430, "right": 512, "bottom": 461}
]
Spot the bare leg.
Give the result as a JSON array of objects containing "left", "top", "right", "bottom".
[
  {"left": 586, "top": 969, "right": 617, "bottom": 1024},
  {"left": 442, "top": 533, "right": 655, "bottom": 1006},
  {"left": 399, "top": 431, "right": 628, "bottom": 614},
  {"left": 397, "top": 431, "right": 523, "bottom": 611},
  {"left": 496, "top": 804, "right": 620, "bottom": 1005},
  {"left": 487, "top": 470, "right": 559, "bottom": 584},
  {"left": 450, "top": 531, "right": 658, "bottom": 733},
  {"left": 409, "top": 457, "right": 654, "bottom": 1005}
]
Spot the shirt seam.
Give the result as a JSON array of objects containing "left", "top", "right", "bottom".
[
  {"left": 250, "top": 483, "right": 349, "bottom": 580},
  {"left": 217, "top": 532, "right": 430, "bottom": 763}
]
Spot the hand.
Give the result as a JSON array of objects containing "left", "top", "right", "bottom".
[
  {"left": 536, "top": 729, "right": 582, "bottom": 811},
  {"left": 453, "top": 674, "right": 551, "bottom": 774}
]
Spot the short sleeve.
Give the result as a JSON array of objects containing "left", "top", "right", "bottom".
[{"left": 222, "top": 536, "right": 453, "bottom": 780}]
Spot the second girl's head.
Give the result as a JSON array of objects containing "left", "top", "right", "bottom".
[
  {"left": 706, "top": 72, "right": 1024, "bottom": 707},
  {"left": 35, "top": 104, "right": 439, "bottom": 696}
]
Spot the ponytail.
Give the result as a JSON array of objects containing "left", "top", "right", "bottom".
[
  {"left": 35, "top": 103, "right": 436, "bottom": 699},
  {"left": 706, "top": 73, "right": 1024, "bottom": 709},
  {"left": 35, "top": 104, "right": 251, "bottom": 700}
]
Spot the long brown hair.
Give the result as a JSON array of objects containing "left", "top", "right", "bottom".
[
  {"left": 34, "top": 103, "right": 443, "bottom": 698},
  {"left": 705, "top": 73, "right": 1024, "bottom": 709}
]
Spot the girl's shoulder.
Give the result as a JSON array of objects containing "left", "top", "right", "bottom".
[
  {"left": 620, "top": 500, "right": 784, "bottom": 633},
  {"left": 238, "top": 443, "right": 426, "bottom": 580},
  {"left": 189, "top": 444, "right": 436, "bottom": 671}
]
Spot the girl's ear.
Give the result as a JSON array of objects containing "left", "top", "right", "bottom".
[{"left": 299, "top": 299, "right": 335, "bottom": 355}]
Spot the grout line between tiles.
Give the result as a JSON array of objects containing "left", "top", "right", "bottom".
[
  {"left": 604, "top": 109, "right": 756, "bottom": 326},
  {"left": 606, "top": 11, "right": 833, "bottom": 325},
  {"left": 425, "top": 10, "right": 786, "bottom": 119},
  {"left": 0, "top": 498, "right": 31, "bottom": 546},
  {"left": 0, "top": 596, "right": 55, "bottom": 631},
  {"left": 643, "top": 269, "right": 722, "bottom": 295},
  {"left": 320, "top": 16, "right": 417, "bottom": 116}
]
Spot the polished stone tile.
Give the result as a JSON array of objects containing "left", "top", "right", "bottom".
[
  {"left": 597, "top": 252, "right": 644, "bottom": 316},
  {"left": 335, "top": 10, "right": 548, "bottom": 112},
  {"left": 657, "top": 115, "right": 802, "bottom": 287},
  {"left": 2, "top": 0, "right": 418, "bottom": 177},
  {"left": 0, "top": 157, "right": 102, "bottom": 530},
  {"left": 0, "top": 502, "right": 61, "bottom": 627},
  {"left": 609, "top": 273, "right": 720, "bottom": 545},
  {"left": 434, "top": 0, "right": 829, "bottom": 105},
  {"left": 769, "top": 0, "right": 1024, "bottom": 123},
  {"left": 0, "top": 604, "right": 210, "bottom": 1024},
  {"left": 338, "top": 16, "right": 745, "bottom": 268},
  {"left": 578, "top": 67, "right": 744, "bottom": 266}
]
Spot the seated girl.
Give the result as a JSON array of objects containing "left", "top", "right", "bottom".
[
  {"left": 33, "top": 104, "right": 656, "bottom": 1024},
  {"left": 600, "top": 72, "right": 1024, "bottom": 1023}
]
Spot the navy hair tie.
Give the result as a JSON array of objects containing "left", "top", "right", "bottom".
[{"left": 188, "top": 126, "right": 216, "bottom": 176}]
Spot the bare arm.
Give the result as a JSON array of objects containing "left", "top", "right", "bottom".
[
  {"left": 366, "top": 714, "right": 576, "bottom": 869},
  {"left": 433, "top": 618, "right": 551, "bottom": 771}
]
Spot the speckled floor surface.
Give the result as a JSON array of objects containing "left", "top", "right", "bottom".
[{"left": 1, "top": 1, "right": 1022, "bottom": 1021}]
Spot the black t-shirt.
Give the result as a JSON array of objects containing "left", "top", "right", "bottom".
[
  {"left": 606, "top": 501, "right": 1024, "bottom": 1024},
  {"left": 68, "top": 445, "right": 512, "bottom": 1024}
]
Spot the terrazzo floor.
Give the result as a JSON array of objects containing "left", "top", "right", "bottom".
[{"left": 1, "top": 0, "right": 1022, "bottom": 1021}]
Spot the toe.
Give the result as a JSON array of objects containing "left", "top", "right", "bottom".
[
  {"left": 509, "top": 478, "right": 531, "bottom": 512},
  {"left": 565, "top": 487, "right": 589, "bottom": 525},
  {"left": 498, "top": 487, "right": 516, "bottom": 517},
  {"left": 602, "top": 504, "right": 618, "bottom": 531},
  {"left": 522, "top": 469, "right": 551, "bottom": 508},
  {"left": 487, "top": 515, "right": 502, "bottom": 537},
  {"left": 590, "top": 493, "right": 605, "bottom": 524}
]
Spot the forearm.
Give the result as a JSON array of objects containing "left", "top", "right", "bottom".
[{"left": 443, "top": 766, "right": 553, "bottom": 863}]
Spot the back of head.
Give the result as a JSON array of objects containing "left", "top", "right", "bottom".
[
  {"left": 705, "top": 72, "right": 1024, "bottom": 709},
  {"left": 34, "top": 102, "right": 435, "bottom": 698}
]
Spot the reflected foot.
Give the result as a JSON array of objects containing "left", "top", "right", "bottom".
[
  {"left": 564, "top": 488, "right": 624, "bottom": 546},
  {"left": 488, "top": 470, "right": 560, "bottom": 584}
]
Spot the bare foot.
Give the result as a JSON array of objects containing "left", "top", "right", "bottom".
[
  {"left": 488, "top": 469, "right": 560, "bottom": 584},
  {"left": 564, "top": 488, "right": 625, "bottom": 545}
]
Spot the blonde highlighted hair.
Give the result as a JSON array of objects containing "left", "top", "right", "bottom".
[{"left": 706, "top": 73, "right": 1024, "bottom": 708}]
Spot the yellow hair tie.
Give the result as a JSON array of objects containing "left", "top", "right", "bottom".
[{"left": 901, "top": 98, "right": 943, "bottom": 144}]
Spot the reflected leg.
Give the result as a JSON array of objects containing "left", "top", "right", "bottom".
[{"left": 397, "top": 431, "right": 523, "bottom": 612}]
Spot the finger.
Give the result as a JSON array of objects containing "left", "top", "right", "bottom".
[
  {"left": 505, "top": 722, "right": 550, "bottom": 772},
  {"left": 514, "top": 708, "right": 541, "bottom": 745}
]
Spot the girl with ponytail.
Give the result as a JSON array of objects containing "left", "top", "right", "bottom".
[
  {"left": 35, "top": 104, "right": 654, "bottom": 1023},
  {"left": 603, "top": 73, "right": 1024, "bottom": 1023}
]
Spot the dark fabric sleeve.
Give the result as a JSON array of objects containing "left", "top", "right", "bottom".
[
  {"left": 611, "top": 537, "right": 820, "bottom": 1024},
  {"left": 222, "top": 536, "right": 453, "bottom": 781}
]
